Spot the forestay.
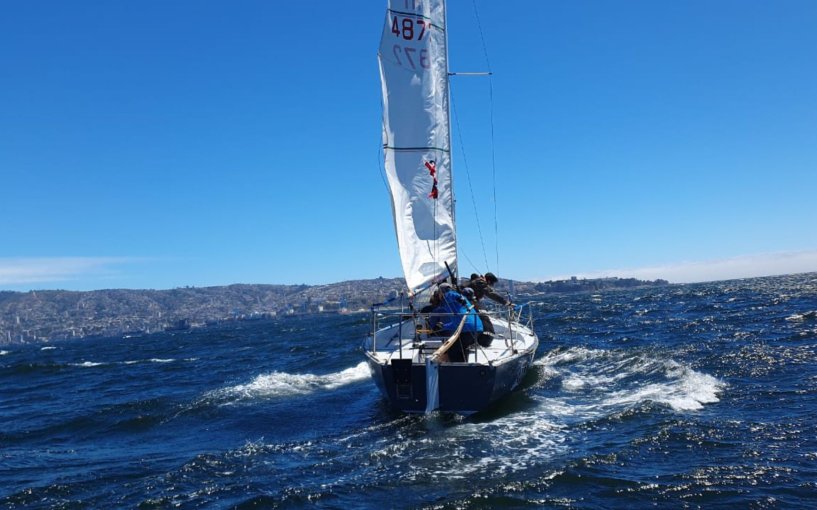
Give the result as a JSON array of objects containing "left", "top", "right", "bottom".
[{"left": 378, "top": 0, "right": 456, "bottom": 293}]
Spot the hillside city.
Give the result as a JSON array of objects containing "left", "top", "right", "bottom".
[{"left": 0, "top": 276, "right": 668, "bottom": 345}]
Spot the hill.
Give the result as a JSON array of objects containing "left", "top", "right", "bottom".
[{"left": 0, "top": 276, "right": 667, "bottom": 344}]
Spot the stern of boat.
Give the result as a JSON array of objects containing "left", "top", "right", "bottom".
[{"left": 363, "top": 305, "right": 539, "bottom": 414}]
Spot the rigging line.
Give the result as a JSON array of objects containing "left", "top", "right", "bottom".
[
  {"left": 460, "top": 250, "right": 482, "bottom": 277},
  {"left": 450, "top": 80, "right": 490, "bottom": 272},
  {"left": 471, "top": 0, "right": 501, "bottom": 273},
  {"left": 488, "top": 79, "right": 500, "bottom": 272}
]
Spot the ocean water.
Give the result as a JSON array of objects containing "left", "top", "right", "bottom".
[{"left": 2, "top": 273, "right": 816, "bottom": 509}]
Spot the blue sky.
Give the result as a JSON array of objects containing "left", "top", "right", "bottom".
[{"left": 1, "top": 0, "right": 815, "bottom": 291}]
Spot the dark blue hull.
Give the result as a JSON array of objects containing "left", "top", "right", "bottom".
[{"left": 365, "top": 350, "right": 536, "bottom": 414}]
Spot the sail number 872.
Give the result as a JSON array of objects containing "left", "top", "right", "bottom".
[{"left": 393, "top": 45, "right": 430, "bottom": 70}]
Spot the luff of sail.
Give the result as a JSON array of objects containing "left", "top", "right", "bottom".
[{"left": 379, "top": 0, "right": 456, "bottom": 292}]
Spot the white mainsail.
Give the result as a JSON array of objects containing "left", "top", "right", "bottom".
[{"left": 379, "top": 0, "right": 456, "bottom": 292}]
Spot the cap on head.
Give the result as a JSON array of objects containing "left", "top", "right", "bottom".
[{"left": 484, "top": 272, "right": 498, "bottom": 284}]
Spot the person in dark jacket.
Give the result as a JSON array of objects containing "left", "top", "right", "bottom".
[
  {"left": 465, "top": 272, "right": 510, "bottom": 342},
  {"left": 468, "top": 272, "right": 508, "bottom": 306}
]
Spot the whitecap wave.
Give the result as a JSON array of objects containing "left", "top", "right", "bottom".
[
  {"left": 0, "top": 350, "right": 9, "bottom": 356},
  {"left": 122, "top": 358, "right": 178, "bottom": 365},
  {"left": 70, "top": 361, "right": 107, "bottom": 367},
  {"left": 786, "top": 311, "right": 817, "bottom": 322},
  {"left": 40, "top": 346, "right": 57, "bottom": 351}
]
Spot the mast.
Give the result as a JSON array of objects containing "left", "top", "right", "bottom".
[{"left": 441, "top": 0, "right": 457, "bottom": 284}]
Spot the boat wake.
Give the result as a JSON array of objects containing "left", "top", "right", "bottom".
[
  {"left": 185, "top": 347, "right": 723, "bottom": 486},
  {"left": 365, "top": 347, "right": 723, "bottom": 478},
  {"left": 206, "top": 361, "right": 371, "bottom": 405},
  {"left": 153, "top": 347, "right": 726, "bottom": 501},
  {"left": 535, "top": 346, "right": 724, "bottom": 414}
]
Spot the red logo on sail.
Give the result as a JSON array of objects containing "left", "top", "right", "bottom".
[{"left": 425, "top": 160, "right": 438, "bottom": 199}]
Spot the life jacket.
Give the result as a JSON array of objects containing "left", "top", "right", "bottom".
[{"left": 429, "top": 290, "right": 483, "bottom": 334}]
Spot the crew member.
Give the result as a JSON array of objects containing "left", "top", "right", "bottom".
[
  {"left": 465, "top": 272, "right": 510, "bottom": 343},
  {"left": 427, "top": 284, "right": 483, "bottom": 362}
]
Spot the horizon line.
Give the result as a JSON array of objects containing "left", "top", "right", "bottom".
[{"left": 1, "top": 250, "right": 815, "bottom": 292}]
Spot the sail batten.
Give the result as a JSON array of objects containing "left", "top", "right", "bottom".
[{"left": 379, "top": 0, "right": 456, "bottom": 292}]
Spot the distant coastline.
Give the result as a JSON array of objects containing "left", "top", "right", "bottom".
[{"left": 0, "top": 276, "right": 669, "bottom": 345}]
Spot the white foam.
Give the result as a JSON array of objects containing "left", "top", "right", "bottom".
[
  {"left": 664, "top": 364, "right": 723, "bottom": 410},
  {"left": 211, "top": 361, "right": 371, "bottom": 403},
  {"left": 562, "top": 372, "right": 625, "bottom": 392},
  {"left": 123, "top": 358, "right": 181, "bottom": 365},
  {"left": 70, "top": 361, "right": 107, "bottom": 367},
  {"left": 41, "top": 346, "right": 57, "bottom": 351},
  {"left": 536, "top": 346, "right": 605, "bottom": 366},
  {"left": 562, "top": 375, "right": 587, "bottom": 391},
  {"left": 390, "top": 404, "right": 569, "bottom": 479},
  {"left": 604, "top": 372, "right": 722, "bottom": 412},
  {"left": 0, "top": 350, "right": 9, "bottom": 356}
]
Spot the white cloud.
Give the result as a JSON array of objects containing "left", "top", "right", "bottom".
[
  {"left": 0, "top": 257, "right": 137, "bottom": 287},
  {"left": 541, "top": 250, "right": 817, "bottom": 284}
]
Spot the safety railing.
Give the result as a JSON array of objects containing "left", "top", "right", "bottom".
[{"left": 368, "top": 302, "right": 535, "bottom": 363}]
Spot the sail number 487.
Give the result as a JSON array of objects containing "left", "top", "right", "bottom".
[
  {"left": 391, "top": 16, "right": 426, "bottom": 41},
  {"left": 391, "top": 16, "right": 430, "bottom": 70}
]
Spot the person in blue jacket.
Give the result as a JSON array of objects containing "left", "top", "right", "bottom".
[{"left": 427, "top": 283, "right": 483, "bottom": 362}]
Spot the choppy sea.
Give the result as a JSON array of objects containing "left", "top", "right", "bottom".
[{"left": 2, "top": 273, "right": 816, "bottom": 508}]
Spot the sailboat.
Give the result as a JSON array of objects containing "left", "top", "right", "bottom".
[{"left": 363, "top": 0, "right": 539, "bottom": 414}]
